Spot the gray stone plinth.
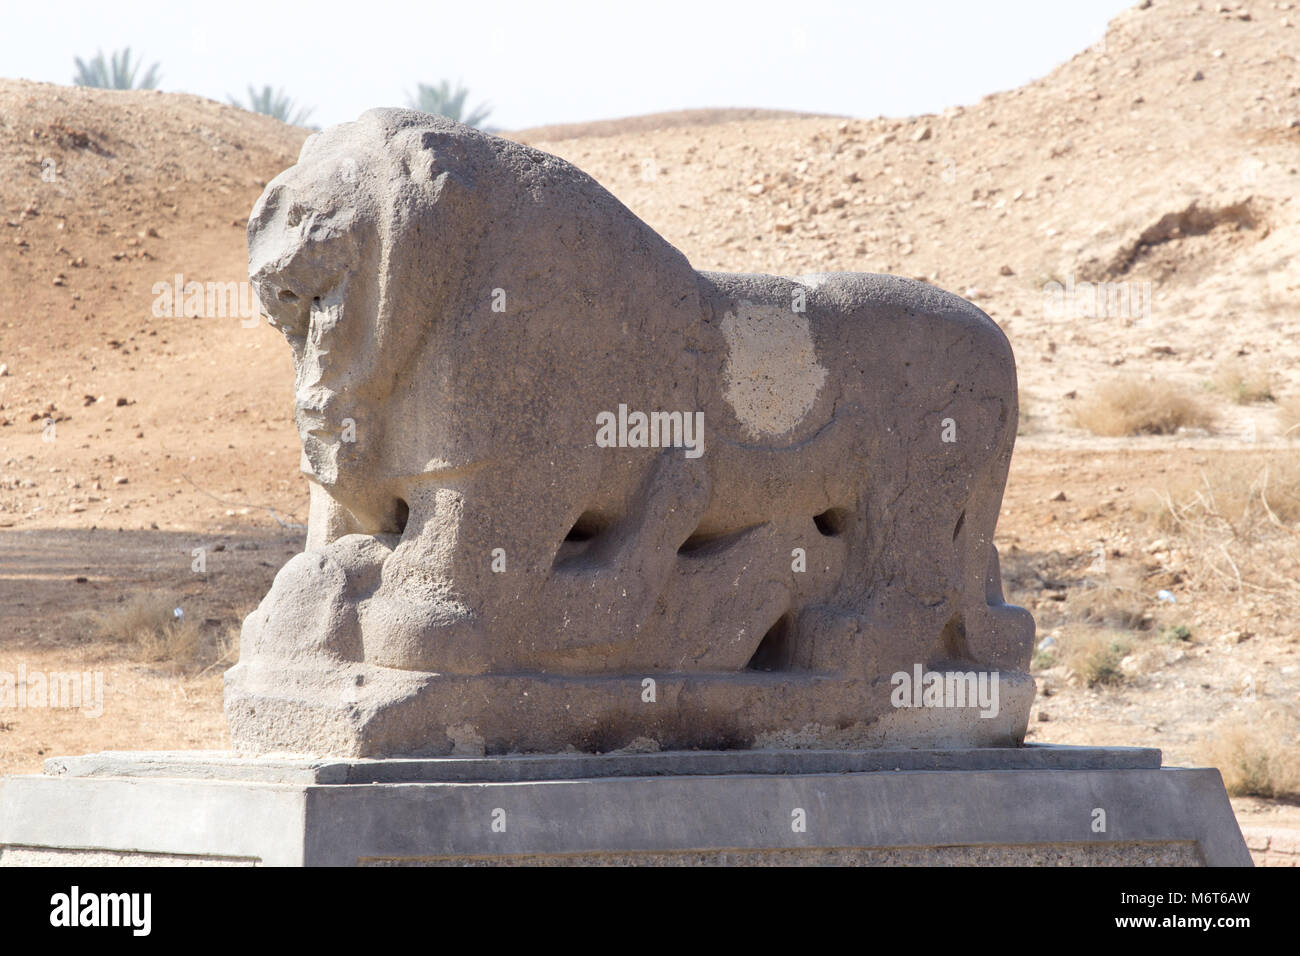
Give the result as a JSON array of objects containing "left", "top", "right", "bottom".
[{"left": 0, "top": 746, "right": 1251, "bottom": 867}]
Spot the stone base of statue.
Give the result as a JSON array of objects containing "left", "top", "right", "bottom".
[
  {"left": 223, "top": 658, "right": 1039, "bottom": 756},
  {"left": 0, "top": 745, "right": 1250, "bottom": 866}
]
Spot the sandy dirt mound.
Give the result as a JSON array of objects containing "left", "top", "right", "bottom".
[{"left": 0, "top": 80, "right": 310, "bottom": 534}]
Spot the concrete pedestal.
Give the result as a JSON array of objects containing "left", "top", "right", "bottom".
[{"left": 0, "top": 745, "right": 1251, "bottom": 866}]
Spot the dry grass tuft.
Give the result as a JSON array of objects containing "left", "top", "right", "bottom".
[
  {"left": 1280, "top": 394, "right": 1300, "bottom": 441},
  {"left": 1138, "top": 454, "right": 1300, "bottom": 632},
  {"left": 215, "top": 622, "right": 241, "bottom": 667},
  {"left": 1062, "top": 630, "right": 1131, "bottom": 687},
  {"left": 1213, "top": 358, "right": 1274, "bottom": 404},
  {"left": 1073, "top": 378, "right": 1214, "bottom": 436},
  {"left": 92, "top": 593, "right": 176, "bottom": 643},
  {"left": 91, "top": 593, "right": 203, "bottom": 670},
  {"left": 1202, "top": 709, "right": 1300, "bottom": 799},
  {"left": 1071, "top": 562, "right": 1150, "bottom": 630},
  {"left": 1142, "top": 454, "right": 1300, "bottom": 537},
  {"left": 136, "top": 618, "right": 203, "bottom": 668}
]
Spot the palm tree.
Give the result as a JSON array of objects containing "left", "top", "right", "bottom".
[
  {"left": 408, "top": 81, "right": 492, "bottom": 129},
  {"left": 73, "top": 48, "right": 161, "bottom": 90},
  {"left": 228, "top": 85, "right": 314, "bottom": 127}
]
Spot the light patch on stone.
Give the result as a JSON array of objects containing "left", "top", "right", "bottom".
[{"left": 721, "top": 300, "right": 828, "bottom": 438}]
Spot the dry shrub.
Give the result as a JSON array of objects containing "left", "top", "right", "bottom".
[
  {"left": 1137, "top": 488, "right": 1179, "bottom": 534},
  {"left": 136, "top": 618, "right": 202, "bottom": 668},
  {"left": 1071, "top": 561, "right": 1150, "bottom": 630},
  {"left": 194, "top": 609, "right": 255, "bottom": 677},
  {"left": 215, "top": 623, "right": 241, "bottom": 667},
  {"left": 91, "top": 593, "right": 203, "bottom": 669},
  {"left": 1213, "top": 358, "right": 1274, "bottom": 404},
  {"left": 1073, "top": 378, "right": 1213, "bottom": 436},
  {"left": 1145, "top": 455, "right": 1300, "bottom": 537},
  {"left": 1139, "top": 454, "right": 1300, "bottom": 623},
  {"left": 92, "top": 593, "right": 173, "bottom": 644},
  {"left": 1280, "top": 394, "right": 1300, "bottom": 441},
  {"left": 1062, "top": 630, "right": 1131, "bottom": 687},
  {"left": 1202, "top": 709, "right": 1300, "bottom": 799}
]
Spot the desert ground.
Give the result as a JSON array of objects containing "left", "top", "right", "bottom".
[{"left": 1, "top": 0, "right": 1297, "bottom": 863}]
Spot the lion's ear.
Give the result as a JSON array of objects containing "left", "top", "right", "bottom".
[
  {"left": 297, "top": 131, "right": 322, "bottom": 162},
  {"left": 399, "top": 145, "right": 437, "bottom": 184},
  {"left": 396, "top": 129, "right": 477, "bottom": 199}
]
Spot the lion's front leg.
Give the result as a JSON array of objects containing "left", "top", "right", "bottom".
[{"left": 304, "top": 480, "right": 363, "bottom": 550}]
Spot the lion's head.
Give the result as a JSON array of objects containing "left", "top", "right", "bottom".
[
  {"left": 248, "top": 109, "right": 703, "bottom": 539},
  {"left": 249, "top": 110, "right": 484, "bottom": 532}
]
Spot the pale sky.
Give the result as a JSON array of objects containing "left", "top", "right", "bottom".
[{"left": 3, "top": 0, "right": 1133, "bottom": 131}]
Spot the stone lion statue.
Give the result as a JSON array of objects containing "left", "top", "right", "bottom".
[{"left": 225, "top": 109, "right": 1034, "bottom": 756}]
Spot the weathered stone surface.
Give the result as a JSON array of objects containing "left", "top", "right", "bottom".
[{"left": 226, "top": 108, "right": 1035, "bottom": 756}]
